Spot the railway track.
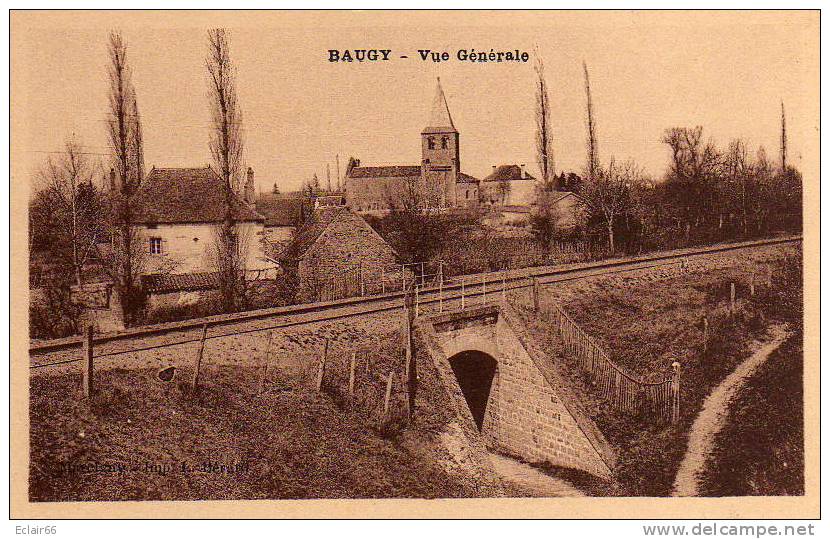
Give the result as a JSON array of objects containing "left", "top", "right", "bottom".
[{"left": 29, "top": 235, "right": 801, "bottom": 361}]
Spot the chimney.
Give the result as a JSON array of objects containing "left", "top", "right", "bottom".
[
  {"left": 491, "top": 165, "right": 497, "bottom": 175},
  {"left": 244, "top": 167, "right": 255, "bottom": 204},
  {"left": 520, "top": 164, "right": 526, "bottom": 179}
]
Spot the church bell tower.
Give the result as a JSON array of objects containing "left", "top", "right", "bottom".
[{"left": 421, "top": 78, "right": 460, "bottom": 207}]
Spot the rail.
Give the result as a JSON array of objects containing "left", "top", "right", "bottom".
[{"left": 29, "top": 235, "right": 800, "bottom": 360}]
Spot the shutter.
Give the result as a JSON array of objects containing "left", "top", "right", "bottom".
[{"left": 162, "top": 238, "right": 169, "bottom": 255}]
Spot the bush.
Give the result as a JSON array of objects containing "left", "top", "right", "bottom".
[{"left": 29, "top": 284, "right": 80, "bottom": 340}]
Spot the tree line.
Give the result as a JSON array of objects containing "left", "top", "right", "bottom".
[{"left": 531, "top": 55, "right": 802, "bottom": 256}]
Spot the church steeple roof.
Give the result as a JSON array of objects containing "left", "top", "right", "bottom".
[{"left": 423, "top": 78, "right": 457, "bottom": 134}]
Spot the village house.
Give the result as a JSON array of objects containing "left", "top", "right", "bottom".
[
  {"left": 129, "top": 165, "right": 275, "bottom": 307},
  {"left": 480, "top": 164, "right": 537, "bottom": 206},
  {"left": 280, "top": 206, "right": 403, "bottom": 302},
  {"left": 538, "top": 190, "right": 582, "bottom": 230},
  {"left": 255, "top": 193, "right": 304, "bottom": 259},
  {"left": 345, "top": 78, "right": 480, "bottom": 213}
]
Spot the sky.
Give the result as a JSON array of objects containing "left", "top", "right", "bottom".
[{"left": 11, "top": 11, "right": 819, "bottom": 196}]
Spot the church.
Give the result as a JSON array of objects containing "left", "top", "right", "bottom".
[{"left": 344, "top": 79, "right": 480, "bottom": 214}]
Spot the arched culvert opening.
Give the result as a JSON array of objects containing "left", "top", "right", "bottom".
[{"left": 448, "top": 350, "right": 498, "bottom": 431}]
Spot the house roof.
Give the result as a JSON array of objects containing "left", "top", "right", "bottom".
[
  {"left": 347, "top": 165, "right": 422, "bottom": 179},
  {"left": 482, "top": 164, "right": 537, "bottom": 183},
  {"left": 347, "top": 165, "right": 479, "bottom": 184},
  {"left": 422, "top": 78, "right": 457, "bottom": 134},
  {"left": 457, "top": 172, "right": 480, "bottom": 184},
  {"left": 541, "top": 190, "right": 578, "bottom": 204},
  {"left": 256, "top": 194, "right": 303, "bottom": 227},
  {"left": 132, "top": 166, "right": 264, "bottom": 224},
  {"left": 141, "top": 272, "right": 220, "bottom": 294},
  {"left": 280, "top": 207, "right": 345, "bottom": 261}
]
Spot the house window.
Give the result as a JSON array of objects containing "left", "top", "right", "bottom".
[
  {"left": 149, "top": 237, "right": 163, "bottom": 255},
  {"left": 427, "top": 136, "right": 435, "bottom": 150},
  {"left": 441, "top": 136, "right": 449, "bottom": 149}
]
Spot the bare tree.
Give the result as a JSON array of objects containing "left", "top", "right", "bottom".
[
  {"left": 780, "top": 100, "right": 788, "bottom": 171},
  {"left": 583, "top": 61, "right": 599, "bottom": 183},
  {"left": 206, "top": 28, "right": 246, "bottom": 311},
  {"left": 724, "top": 138, "right": 751, "bottom": 235},
  {"left": 103, "top": 30, "right": 145, "bottom": 324},
  {"left": 580, "top": 159, "right": 641, "bottom": 254},
  {"left": 661, "top": 126, "right": 722, "bottom": 241},
  {"left": 496, "top": 177, "right": 511, "bottom": 205},
  {"left": 34, "top": 137, "right": 102, "bottom": 285},
  {"left": 534, "top": 47, "right": 555, "bottom": 190}
]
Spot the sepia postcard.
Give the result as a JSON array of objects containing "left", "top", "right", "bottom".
[{"left": 9, "top": 9, "right": 819, "bottom": 519}]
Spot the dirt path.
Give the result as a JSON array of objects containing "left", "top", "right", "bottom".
[
  {"left": 672, "top": 324, "right": 790, "bottom": 497},
  {"left": 488, "top": 453, "right": 585, "bottom": 497}
]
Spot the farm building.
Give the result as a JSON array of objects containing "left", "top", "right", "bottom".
[{"left": 280, "top": 207, "right": 402, "bottom": 302}]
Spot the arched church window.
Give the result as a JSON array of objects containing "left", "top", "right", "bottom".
[
  {"left": 441, "top": 137, "right": 449, "bottom": 149},
  {"left": 427, "top": 137, "right": 435, "bottom": 150}
]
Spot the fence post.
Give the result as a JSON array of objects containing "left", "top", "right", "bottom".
[
  {"left": 316, "top": 338, "right": 329, "bottom": 392},
  {"left": 438, "top": 273, "right": 443, "bottom": 313},
  {"left": 730, "top": 282, "right": 736, "bottom": 313},
  {"left": 502, "top": 269, "right": 507, "bottom": 302},
  {"left": 671, "top": 361, "right": 681, "bottom": 424},
  {"left": 258, "top": 330, "right": 274, "bottom": 394},
  {"left": 359, "top": 262, "right": 365, "bottom": 297},
  {"left": 383, "top": 370, "right": 394, "bottom": 419},
  {"left": 348, "top": 351, "right": 357, "bottom": 397},
  {"left": 532, "top": 276, "right": 540, "bottom": 312},
  {"left": 461, "top": 277, "right": 465, "bottom": 310},
  {"left": 381, "top": 266, "right": 385, "bottom": 294},
  {"left": 439, "top": 262, "right": 444, "bottom": 288},
  {"left": 415, "top": 285, "right": 420, "bottom": 317},
  {"left": 420, "top": 261, "right": 425, "bottom": 286},
  {"left": 192, "top": 323, "right": 208, "bottom": 393},
  {"left": 482, "top": 274, "right": 486, "bottom": 304},
  {"left": 750, "top": 274, "right": 755, "bottom": 296},
  {"left": 82, "top": 324, "right": 94, "bottom": 398},
  {"left": 703, "top": 316, "right": 709, "bottom": 353}
]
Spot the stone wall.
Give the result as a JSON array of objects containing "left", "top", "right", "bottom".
[
  {"left": 345, "top": 175, "right": 412, "bottom": 212},
  {"left": 421, "top": 303, "right": 614, "bottom": 479},
  {"left": 69, "top": 281, "right": 126, "bottom": 333},
  {"left": 32, "top": 302, "right": 407, "bottom": 380}
]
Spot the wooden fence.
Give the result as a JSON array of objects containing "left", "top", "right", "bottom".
[{"left": 547, "top": 303, "right": 680, "bottom": 423}]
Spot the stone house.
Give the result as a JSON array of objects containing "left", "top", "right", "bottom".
[
  {"left": 480, "top": 164, "right": 537, "bottom": 207},
  {"left": 131, "top": 165, "right": 271, "bottom": 276},
  {"left": 130, "top": 165, "right": 276, "bottom": 308},
  {"left": 345, "top": 79, "right": 480, "bottom": 213},
  {"left": 537, "top": 191, "right": 582, "bottom": 230},
  {"left": 280, "top": 207, "right": 402, "bottom": 301}
]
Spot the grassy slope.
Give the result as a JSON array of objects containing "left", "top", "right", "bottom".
[
  {"left": 697, "top": 332, "right": 804, "bottom": 496},
  {"left": 517, "top": 252, "right": 801, "bottom": 496},
  {"left": 30, "top": 331, "right": 496, "bottom": 501}
]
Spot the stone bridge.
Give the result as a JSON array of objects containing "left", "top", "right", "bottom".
[{"left": 416, "top": 301, "right": 615, "bottom": 479}]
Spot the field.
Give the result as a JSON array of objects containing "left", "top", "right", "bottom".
[
  {"left": 29, "top": 329, "right": 504, "bottom": 501},
  {"left": 517, "top": 246, "right": 802, "bottom": 496}
]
